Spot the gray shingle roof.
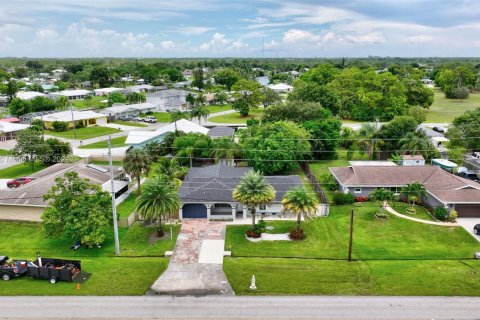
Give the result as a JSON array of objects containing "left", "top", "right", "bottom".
[
  {"left": 179, "top": 164, "right": 302, "bottom": 203},
  {"left": 207, "top": 126, "right": 235, "bottom": 138}
]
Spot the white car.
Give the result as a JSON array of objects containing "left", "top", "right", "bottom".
[
  {"left": 144, "top": 116, "right": 157, "bottom": 123},
  {"left": 134, "top": 116, "right": 145, "bottom": 122}
]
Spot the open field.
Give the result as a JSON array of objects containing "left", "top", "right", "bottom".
[
  {"left": 152, "top": 112, "right": 172, "bottom": 123},
  {"left": 0, "top": 162, "right": 48, "bottom": 178},
  {"left": 426, "top": 89, "right": 480, "bottom": 123},
  {"left": 0, "top": 221, "right": 180, "bottom": 295},
  {"left": 72, "top": 96, "right": 107, "bottom": 110},
  {"left": 45, "top": 126, "right": 121, "bottom": 140},
  {"left": 78, "top": 136, "right": 127, "bottom": 149},
  {"left": 209, "top": 109, "right": 263, "bottom": 124},
  {"left": 205, "top": 104, "right": 232, "bottom": 114}
]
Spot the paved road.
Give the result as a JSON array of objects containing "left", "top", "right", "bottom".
[{"left": 1, "top": 296, "right": 479, "bottom": 319}]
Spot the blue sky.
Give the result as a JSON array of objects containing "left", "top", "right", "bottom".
[{"left": 0, "top": 0, "right": 479, "bottom": 57}]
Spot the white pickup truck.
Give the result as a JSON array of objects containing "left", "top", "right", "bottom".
[{"left": 143, "top": 116, "right": 157, "bottom": 123}]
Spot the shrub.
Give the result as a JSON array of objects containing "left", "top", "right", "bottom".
[
  {"left": 319, "top": 172, "right": 337, "bottom": 191},
  {"left": 448, "top": 210, "right": 458, "bottom": 222},
  {"left": 289, "top": 228, "right": 306, "bottom": 241},
  {"left": 375, "top": 212, "right": 389, "bottom": 219},
  {"left": 255, "top": 220, "right": 267, "bottom": 234},
  {"left": 355, "top": 196, "right": 369, "bottom": 202},
  {"left": 52, "top": 121, "right": 68, "bottom": 132},
  {"left": 245, "top": 229, "right": 261, "bottom": 238},
  {"left": 75, "top": 121, "right": 85, "bottom": 129},
  {"left": 405, "top": 207, "right": 416, "bottom": 214},
  {"left": 246, "top": 118, "right": 259, "bottom": 126},
  {"left": 432, "top": 207, "right": 448, "bottom": 221},
  {"left": 333, "top": 192, "right": 355, "bottom": 205}
]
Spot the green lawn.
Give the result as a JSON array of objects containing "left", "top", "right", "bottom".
[
  {"left": 111, "top": 120, "right": 147, "bottom": 127},
  {"left": 72, "top": 96, "right": 107, "bottom": 110},
  {"left": 206, "top": 104, "right": 232, "bottom": 114},
  {"left": 0, "top": 162, "right": 49, "bottom": 178},
  {"left": 78, "top": 136, "right": 127, "bottom": 149},
  {"left": 393, "top": 202, "right": 436, "bottom": 221},
  {"left": 209, "top": 109, "right": 263, "bottom": 124},
  {"left": 225, "top": 204, "right": 480, "bottom": 260},
  {"left": 152, "top": 112, "right": 172, "bottom": 123},
  {"left": 426, "top": 89, "right": 480, "bottom": 123},
  {"left": 0, "top": 220, "right": 180, "bottom": 295},
  {"left": 224, "top": 258, "right": 480, "bottom": 296},
  {"left": 45, "top": 126, "right": 122, "bottom": 140},
  {"left": 117, "top": 193, "right": 137, "bottom": 218},
  {"left": 0, "top": 149, "right": 11, "bottom": 156}
]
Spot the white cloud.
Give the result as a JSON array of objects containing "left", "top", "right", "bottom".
[
  {"left": 196, "top": 32, "right": 249, "bottom": 53},
  {"left": 343, "top": 32, "right": 386, "bottom": 44},
  {"left": 161, "top": 40, "right": 175, "bottom": 49},
  {"left": 177, "top": 26, "right": 214, "bottom": 35},
  {"left": 35, "top": 27, "right": 59, "bottom": 40},
  {"left": 82, "top": 17, "right": 105, "bottom": 24},
  {"left": 404, "top": 35, "right": 435, "bottom": 44}
]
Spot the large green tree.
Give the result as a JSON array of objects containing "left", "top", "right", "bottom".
[
  {"left": 214, "top": 68, "right": 241, "bottom": 90},
  {"left": 232, "top": 170, "right": 276, "bottom": 228},
  {"left": 301, "top": 117, "right": 342, "bottom": 160},
  {"left": 12, "top": 129, "right": 49, "bottom": 170},
  {"left": 450, "top": 108, "right": 480, "bottom": 150},
  {"left": 240, "top": 121, "right": 311, "bottom": 174},
  {"left": 42, "top": 171, "right": 112, "bottom": 246}
]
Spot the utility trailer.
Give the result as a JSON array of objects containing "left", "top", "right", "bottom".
[{"left": 27, "top": 257, "right": 82, "bottom": 284}]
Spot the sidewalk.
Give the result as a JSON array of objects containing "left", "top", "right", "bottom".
[{"left": 385, "top": 204, "right": 459, "bottom": 227}]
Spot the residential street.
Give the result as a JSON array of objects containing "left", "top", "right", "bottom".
[{"left": 1, "top": 296, "right": 479, "bottom": 319}]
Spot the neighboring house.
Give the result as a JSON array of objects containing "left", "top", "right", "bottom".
[
  {"left": 0, "top": 121, "right": 30, "bottom": 141},
  {"left": 126, "top": 84, "right": 165, "bottom": 93},
  {"left": 93, "top": 87, "right": 124, "bottom": 96},
  {"left": 125, "top": 119, "right": 209, "bottom": 149},
  {"left": 204, "top": 93, "right": 215, "bottom": 105},
  {"left": 183, "top": 69, "right": 193, "bottom": 77},
  {"left": 16, "top": 91, "right": 46, "bottom": 100},
  {"left": 400, "top": 155, "right": 425, "bottom": 166},
  {"left": 0, "top": 163, "right": 129, "bottom": 222},
  {"left": 34, "top": 110, "right": 107, "bottom": 129},
  {"left": 207, "top": 126, "right": 235, "bottom": 139},
  {"left": 255, "top": 76, "right": 270, "bottom": 87},
  {"left": 329, "top": 165, "right": 480, "bottom": 217},
  {"left": 99, "top": 103, "right": 157, "bottom": 119},
  {"left": 146, "top": 89, "right": 189, "bottom": 111},
  {"left": 267, "top": 83, "right": 294, "bottom": 93},
  {"left": 80, "top": 81, "right": 92, "bottom": 88},
  {"left": 49, "top": 89, "right": 92, "bottom": 100},
  {"left": 179, "top": 164, "right": 303, "bottom": 219}
]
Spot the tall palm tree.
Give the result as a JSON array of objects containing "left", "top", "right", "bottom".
[
  {"left": 399, "top": 131, "right": 436, "bottom": 159},
  {"left": 123, "top": 149, "right": 152, "bottom": 195},
  {"left": 178, "top": 146, "right": 194, "bottom": 168},
  {"left": 232, "top": 170, "right": 276, "bottom": 228},
  {"left": 156, "top": 157, "right": 186, "bottom": 186},
  {"left": 400, "top": 182, "right": 428, "bottom": 210},
  {"left": 55, "top": 96, "right": 69, "bottom": 110},
  {"left": 136, "top": 175, "right": 180, "bottom": 237},
  {"left": 356, "top": 123, "right": 381, "bottom": 160},
  {"left": 170, "top": 110, "right": 190, "bottom": 132},
  {"left": 282, "top": 187, "right": 318, "bottom": 232},
  {"left": 369, "top": 188, "right": 395, "bottom": 214},
  {"left": 211, "top": 137, "right": 238, "bottom": 166},
  {"left": 190, "top": 106, "right": 210, "bottom": 124}
]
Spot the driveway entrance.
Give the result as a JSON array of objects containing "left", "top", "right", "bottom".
[
  {"left": 149, "top": 219, "right": 233, "bottom": 295},
  {"left": 456, "top": 218, "right": 480, "bottom": 242}
]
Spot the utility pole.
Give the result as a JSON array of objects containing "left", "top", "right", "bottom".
[
  {"left": 348, "top": 208, "right": 354, "bottom": 262},
  {"left": 70, "top": 102, "right": 76, "bottom": 139},
  {"left": 108, "top": 135, "right": 120, "bottom": 256}
]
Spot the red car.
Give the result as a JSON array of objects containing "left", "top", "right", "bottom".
[{"left": 7, "top": 177, "right": 32, "bottom": 188}]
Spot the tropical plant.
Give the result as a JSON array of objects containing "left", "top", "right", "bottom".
[
  {"left": 126, "top": 92, "right": 146, "bottom": 104},
  {"left": 282, "top": 186, "right": 318, "bottom": 233},
  {"left": 399, "top": 131, "right": 437, "bottom": 159},
  {"left": 123, "top": 149, "right": 152, "bottom": 194},
  {"left": 190, "top": 106, "right": 210, "bottom": 124},
  {"left": 156, "top": 157, "right": 186, "bottom": 185},
  {"left": 135, "top": 175, "right": 180, "bottom": 237},
  {"left": 55, "top": 96, "right": 69, "bottom": 110},
  {"left": 400, "top": 182, "right": 428, "bottom": 211},
  {"left": 356, "top": 123, "right": 381, "bottom": 160},
  {"left": 369, "top": 188, "right": 395, "bottom": 215},
  {"left": 232, "top": 170, "right": 276, "bottom": 228},
  {"left": 211, "top": 137, "right": 239, "bottom": 166},
  {"left": 170, "top": 110, "right": 190, "bottom": 132},
  {"left": 178, "top": 146, "right": 194, "bottom": 168}
]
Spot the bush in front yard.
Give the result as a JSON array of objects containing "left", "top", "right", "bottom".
[
  {"left": 289, "top": 228, "right": 306, "bottom": 241},
  {"left": 448, "top": 210, "right": 458, "bottom": 222},
  {"left": 333, "top": 192, "right": 355, "bottom": 205},
  {"left": 52, "top": 121, "right": 68, "bottom": 132},
  {"left": 433, "top": 207, "right": 448, "bottom": 220}
]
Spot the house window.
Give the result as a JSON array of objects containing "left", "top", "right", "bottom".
[
  {"left": 354, "top": 188, "right": 362, "bottom": 194},
  {"left": 259, "top": 204, "right": 267, "bottom": 210},
  {"left": 389, "top": 187, "right": 400, "bottom": 195}
]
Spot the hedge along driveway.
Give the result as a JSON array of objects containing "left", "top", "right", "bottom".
[{"left": 225, "top": 204, "right": 480, "bottom": 260}]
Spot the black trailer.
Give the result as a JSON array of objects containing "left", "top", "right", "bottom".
[
  {"left": 27, "top": 257, "right": 81, "bottom": 284},
  {"left": 0, "top": 256, "right": 28, "bottom": 281}
]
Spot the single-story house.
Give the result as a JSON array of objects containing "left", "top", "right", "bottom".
[
  {"left": 0, "top": 121, "right": 30, "bottom": 141},
  {"left": 0, "top": 163, "right": 129, "bottom": 222},
  {"left": 329, "top": 165, "right": 480, "bottom": 217},
  {"left": 207, "top": 126, "right": 235, "bottom": 139},
  {"left": 34, "top": 110, "right": 107, "bottom": 129},
  {"left": 99, "top": 103, "right": 157, "bottom": 119},
  {"left": 126, "top": 84, "right": 163, "bottom": 93},
  {"left": 178, "top": 164, "right": 303, "bottom": 219},
  {"left": 267, "top": 83, "right": 294, "bottom": 93},
  {"left": 146, "top": 89, "right": 189, "bottom": 111},
  {"left": 93, "top": 87, "right": 124, "bottom": 96},
  {"left": 125, "top": 119, "right": 209, "bottom": 149},
  {"left": 49, "top": 89, "right": 92, "bottom": 100},
  {"left": 16, "top": 91, "right": 46, "bottom": 100}
]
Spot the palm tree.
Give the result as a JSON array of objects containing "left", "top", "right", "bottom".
[
  {"left": 55, "top": 96, "right": 69, "bottom": 110},
  {"left": 156, "top": 157, "right": 186, "bottom": 186},
  {"left": 136, "top": 175, "right": 180, "bottom": 237},
  {"left": 123, "top": 149, "right": 152, "bottom": 195},
  {"left": 356, "top": 123, "right": 381, "bottom": 160},
  {"left": 400, "top": 182, "right": 428, "bottom": 210},
  {"left": 232, "top": 170, "right": 276, "bottom": 228},
  {"left": 126, "top": 92, "right": 146, "bottom": 104},
  {"left": 282, "top": 187, "right": 318, "bottom": 232},
  {"left": 399, "top": 131, "right": 436, "bottom": 159},
  {"left": 179, "top": 146, "right": 194, "bottom": 168},
  {"left": 211, "top": 137, "right": 238, "bottom": 166},
  {"left": 190, "top": 106, "right": 210, "bottom": 125},
  {"left": 170, "top": 110, "right": 190, "bottom": 132},
  {"left": 369, "top": 188, "right": 395, "bottom": 214}
]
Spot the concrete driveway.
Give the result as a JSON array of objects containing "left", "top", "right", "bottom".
[{"left": 456, "top": 218, "right": 480, "bottom": 242}]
